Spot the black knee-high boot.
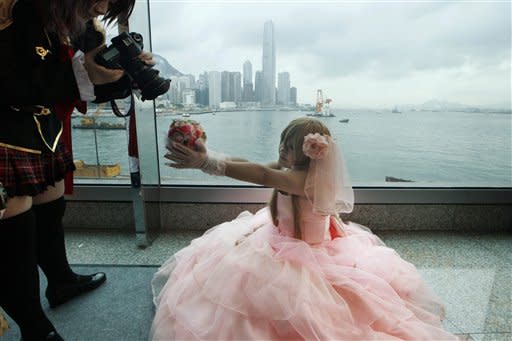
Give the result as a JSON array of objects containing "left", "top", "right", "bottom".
[
  {"left": 33, "top": 197, "right": 106, "bottom": 308},
  {"left": 0, "top": 209, "right": 63, "bottom": 341}
]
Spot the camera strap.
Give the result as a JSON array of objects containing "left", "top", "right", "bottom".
[{"left": 110, "top": 91, "right": 135, "bottom": 118}]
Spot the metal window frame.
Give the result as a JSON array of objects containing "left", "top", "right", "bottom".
[{"left": 68, "top": 185, "right": 512, "bottom": 204}]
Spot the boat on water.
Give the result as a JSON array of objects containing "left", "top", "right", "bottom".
[
  {"left": 72, "top": 117, "right": 126, "bottom": 130},
  {"left": 307, "top": 110, "right": 336, "bottom": 118},
  {"left": 339, "top": 118, "right": 349, "bottom": 123},
  {"left": 73, "top": 160, "right": 121, "bottom": 178},
  {"left": 182, "top": 113, "right": 191, "bottom": 118},
  {"left": 392, "top": 106, "right": 402, "bottom": 113},
  {"left": 385, "top": 176, "right": 413, "bottom": 183}
]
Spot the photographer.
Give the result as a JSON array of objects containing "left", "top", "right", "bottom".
[{"left": 0, "top": 0, "right": 147, "bottom": 340}]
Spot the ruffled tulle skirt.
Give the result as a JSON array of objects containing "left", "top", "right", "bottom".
[{"left": 151, "top": 208, "right": 458, "bottom": 340}]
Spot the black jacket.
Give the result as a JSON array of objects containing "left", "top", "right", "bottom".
[{"left": 0, "top": 0, "right": 131, "bottom": 153}]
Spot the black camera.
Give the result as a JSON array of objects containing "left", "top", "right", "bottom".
[{"left": 95, "top": 32, "right": 170, "bottom": 101}]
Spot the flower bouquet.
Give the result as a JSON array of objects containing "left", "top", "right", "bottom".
[{"left": 166, "top": 119, "right": 207, "bottom": 149}]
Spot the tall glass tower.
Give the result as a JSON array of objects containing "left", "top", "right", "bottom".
[
  {"left": 243, "top": 60, "right": 254, "bottom": 102},
  {"left": 262, "top": 20, "right": 276, "bottom": 105}
]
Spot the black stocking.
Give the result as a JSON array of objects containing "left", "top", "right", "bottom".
[
  {"left": 33, "top": 197, "right": 75, "bottom": 286},
  {"left": 0, "top": 209, "right": 57, "bottom": 340}
]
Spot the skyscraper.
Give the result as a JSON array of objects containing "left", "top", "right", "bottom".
[
  {"left": 221, "top": 71, "right": 242, "bottom": 103},
  {"left": 197, "top": 72, "right": 209, "bottom": 106},
  {"left": 232, "top": 72, "right": 242, "bottom": 103},
  {"left": 243, "top": 60, "right": 252, "bottom": 86},
  {"left": 208, "top": 71, "right": 221, "bottom": 108},
  {"left": 242, "top": 60, "right": 253, "bottom": 102},
  {"left": 290, "top": 87, "right": 297, "bottom": 106},
  {"left": 254, "top": 71, "right": 263, "bottom": 103},
  {"left": 262, "top": 20, "right": 276, "bottom": 105},
  {"left": 221, "top": 71, "right": 232, "bottom": 102},
  {"left": 277, "top": 72, "right": 290, "bottom": 105}
]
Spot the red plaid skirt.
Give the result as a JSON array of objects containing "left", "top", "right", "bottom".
[{"left": 0, "top": 141, "right": 75, "bottom": 197}]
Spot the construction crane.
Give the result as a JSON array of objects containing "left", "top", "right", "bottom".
[
  {"left": 313, "top": 89, "right": 334, "bottom": 117},
  {"left": 315, "top": 89, "right": 324, "bottom": 114}
]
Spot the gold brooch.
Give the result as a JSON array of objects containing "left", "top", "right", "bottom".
[{"left": 35, "top": 46, "right": 51, "bottom": 60}]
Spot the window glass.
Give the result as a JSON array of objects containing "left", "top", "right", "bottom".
[
  {"left": 73, "top": 2, "right": 512, "bottom": 187},
  {"left": 72, "top": 101, "right": 132, "bottom": 185}
]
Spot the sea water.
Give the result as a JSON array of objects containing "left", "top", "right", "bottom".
[{"left": 71, "top": 109, "right": 512, "bottom": 187}]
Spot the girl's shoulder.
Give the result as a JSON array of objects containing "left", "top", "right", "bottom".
[{"left": 269, "top": 166, "right": 308, "bottom": 196}]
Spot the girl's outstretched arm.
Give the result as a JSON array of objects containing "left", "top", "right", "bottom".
[
  {"left": 165, "top": 142, "right": 305, "bottom": 195},
  {"left": 224, "top": 161, "right": 306, "bottom": 196}
]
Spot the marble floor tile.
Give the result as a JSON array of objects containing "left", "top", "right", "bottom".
[
  {"left": 455, "top": 335, "right": 476, "bottom": 341},
  {"left": 60, "top": 230, "right": 511, "bottom": 338},
  {"left": 419, "top": 267, "right": 511, "bottom": 334},
  {"left": 470, "top": 333, "right": 512, "bottom": 341}
]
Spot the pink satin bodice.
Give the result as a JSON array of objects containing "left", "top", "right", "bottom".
[{"left": 276, "top": 192, "right": 331, "bottom": 244}]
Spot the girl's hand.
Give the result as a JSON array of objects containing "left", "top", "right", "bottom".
[
  {"left": 165, "top": 139, "right": 207, "bottom": 169},
  {"left": 84, "top": 45, "right": 124, "bottom": 85}
]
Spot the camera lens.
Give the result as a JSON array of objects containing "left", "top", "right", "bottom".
[{"left": 131, "top": 33, "right": 143, "bottom": 44}]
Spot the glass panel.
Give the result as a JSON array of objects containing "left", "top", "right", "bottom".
[
  {"left": 72, "top": 101, "right": 132, "bottom": 185},
  {"left": 73, "top": 1, "right": 511, "bottom": 188},
  {"left": 145, "top": 1, "right": 511, "bottom": 187},
  {"left": 72, "top": 22, "right": 134, "bottom": 185}
]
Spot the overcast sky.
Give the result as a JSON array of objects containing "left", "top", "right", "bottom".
[{"left": 127, "top": 1, "right": 511, "bottom": 108}]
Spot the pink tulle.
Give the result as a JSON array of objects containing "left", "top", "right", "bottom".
[
  {"left": 150, "top": 194, "right": 458, "bottom": 341},
  {"left": 304, "top": 136, "right": 354, "bottom": 216}
]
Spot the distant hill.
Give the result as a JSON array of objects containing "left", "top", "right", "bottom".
[
  {"left": 396, "top": 99, "right": 509, "bottom": 113},
  {"left": 419, "top": 99, "right": 472, "bottom": 112},
  {"left": 152, "top": 54, "right": 183, "bottom": 79}
]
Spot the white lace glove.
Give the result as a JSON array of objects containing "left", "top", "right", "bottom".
[{"left": 165, "top": 139, "right": 227, "bottom": 176}]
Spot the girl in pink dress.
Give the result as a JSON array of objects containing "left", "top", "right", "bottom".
[{"left": 151, "top": 117, "right": 458, "bottom": 341}]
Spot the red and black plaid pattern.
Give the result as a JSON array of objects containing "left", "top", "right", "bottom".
[{"left": 0, "top": 142, "right": 75, "bottom": 197}]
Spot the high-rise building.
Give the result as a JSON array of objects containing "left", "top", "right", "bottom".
[
  {"left": 262, "top": 20, "right": 276, "bottom": 105},
  {"left": 221, "top": 71, "right": 242, "bottom": 103},
  {"left": 168, "top": 75, "right": 181, "bottom": 103},
  {"left": 242, "top": 60, "right": 253, "bottom": 102},
  {"left": 182, "top": 89, "right": 196, "bottom": 106},
  {"left": 254, "top": 71, "right": 263, "bottom": 103},
  {"left": 178, "top": 75, "right": 195, "bottom": 89},
  {"left": 208, "top": 71, "right": 221, "bottom": 108},
  {"left": 277, "top": 72, "right": 290, "bottom": 105},
  {"left": 197, "top": 72, "right": 209, "bottom": 106},
  {"left": 232, "top": 72, "right": 242, "bottom": 104},
  {"left": 243, "top": 60, "right": 252, "bottom": 86},
  {"left": 221, "top": 71, "right": 231, "bottom": 102},
  {"left": 290, "top": 87, "right": 297, "bottom": 106}
]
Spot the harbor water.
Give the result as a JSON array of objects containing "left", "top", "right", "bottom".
[{"left": 71, "top": 109, "right": 512, "bottom": 187}]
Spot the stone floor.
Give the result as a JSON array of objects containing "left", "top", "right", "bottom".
[{"left": 2, "top": 230, "right": 511, "bottom": 341}]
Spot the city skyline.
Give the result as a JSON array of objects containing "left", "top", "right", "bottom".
[{"left": 130, "top": 1, "right": 511, "bottom": 109}]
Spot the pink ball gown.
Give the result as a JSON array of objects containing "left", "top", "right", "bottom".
[{"left": 150, "top": 192, "right": 458, "bottom": 340}]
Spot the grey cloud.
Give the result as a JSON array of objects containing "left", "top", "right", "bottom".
[{"left": 141, "top": 1, "right": 510, "bottom": 106}]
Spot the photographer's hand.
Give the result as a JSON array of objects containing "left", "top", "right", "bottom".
[
  {"left": 84, "top": 45, "right": 124, "bottom": 85},
  {"left": 138, "top": 51, "right": 156, "bottom": 66}
]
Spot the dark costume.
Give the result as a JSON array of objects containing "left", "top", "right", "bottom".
[{"left": 0, "top": 1, "right": 130, "bottom": 339}]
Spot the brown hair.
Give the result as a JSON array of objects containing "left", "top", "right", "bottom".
[
  {"left": 269, "top": 118, "right": 331, "bottom": 239},
  {"left": 40, "top": 0, "right": 135, "bottom": 39}
]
